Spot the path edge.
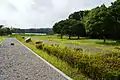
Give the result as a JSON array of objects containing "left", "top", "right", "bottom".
[{"left": 16, "top": 38, "right": 72, "bottom": 80}]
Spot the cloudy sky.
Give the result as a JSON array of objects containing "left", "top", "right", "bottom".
[{"left": 0, "top": 0, "right": 115, "bottom": 29}]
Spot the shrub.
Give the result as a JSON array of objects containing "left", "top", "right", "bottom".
[
  {"left": 36, "top": 44, "right": 43, "bottom": 49},
  {"left": 35, "top": 40, "right": 43, "bottom": 44},
  {"left": 21, "top": 36, "right": 25, "bottom": 39},
  {"left": 74, "top": 47, "right": 83, "bottom": 52},
  {"left": 115, "top": 46, "right": 120, "bottom": 50},
  {"left": 35, "top": 41, "right": 43, "bottom": 49}
]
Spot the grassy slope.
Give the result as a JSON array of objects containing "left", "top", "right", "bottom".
[{"left": 17, "top": 37, "right": 88, "bottom": 80}]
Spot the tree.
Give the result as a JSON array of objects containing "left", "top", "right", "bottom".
[
  {"left": 0, "top": 25, "right": 12, "bottom": 36},
  {"left": 64, "top": 19, "right": 77, "bottom": 39},
  {"left": 53, "top": 20, "right": 67, "bottom": 39},
  {"left": 53, "top": 19, "right": 75, "bottom": 39},
  {"left": 53, "top": 19, "right": 86, "bottom": 39},
  {"left": 0, "top": 25, "right": 4, "bottom": 36},
  {"left": 69, "top": 10, "right": 90, "bottom": 21},
  {"left": 107, "top": 0, "right": 120, "bottom": 39},
  {"left": 84, "top": 4, "right": 109, "bottom": 42},
  {"left": 5, "top": 27, "right": 12, "bottom": 35},
  {"left": 0, "top": 25, "right": 3, "bottom": 29},
  {"left": 1, "top": 27, "right": 12, "bottom": 35},
  {"left": 72, "top": 21, "right": 86, "bottom": 39},
  {"left": 53, "top": 0, "right": 120, "bottom": 40}
]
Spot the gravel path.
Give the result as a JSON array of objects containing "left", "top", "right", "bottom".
[{"left": 0, "top": 38, "right": 71, "bottom": 80}]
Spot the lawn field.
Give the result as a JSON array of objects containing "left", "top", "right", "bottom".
[{"left": 20, "top": 35, "right": 120, "bottom": 52}]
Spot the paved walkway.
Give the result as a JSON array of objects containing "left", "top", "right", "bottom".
[{"left": 0, "top": 38, "right": 71, "bottom": 80}]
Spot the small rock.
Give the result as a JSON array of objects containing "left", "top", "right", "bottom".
[
  {"left": 25, "top": 37, "right": 31, "bottom": 43},
  {"left": 11, "top": 43, "right": 14, "bottom": 45},
  {"left": 21, "top": 36, "right": 25, "bottom": 39}
]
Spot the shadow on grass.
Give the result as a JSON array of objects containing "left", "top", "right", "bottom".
[
  {"left": 67, "top": 38, "right": 80, "bottom": 40},
  {"left": 96, "top": 40, "right": 120, "bottom": 46},
  {"left": 66, "top": 37, "right": 89, "bottom": 40}
]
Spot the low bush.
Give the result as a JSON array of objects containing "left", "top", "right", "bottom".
[
  {"left": 115, "top": 46, "right": 120, "bottom": 50},
  {"left": 74, "top": 48, "right": 83, "bottom": 52},
  {"left": 35, "top": 42, "right": 43, "bottom": 49},
  {"left": 35, "top": 40, "right": 43, "bottom": 44},
  {"left": 35, "top": 43, "right": 120, "bottom": 80},
  {"left": 21, "top": 36, "right": 25, "bottom": 39}
]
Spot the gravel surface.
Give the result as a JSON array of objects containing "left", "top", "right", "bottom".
[{"left": 0, "top": 38, "right": 70, "bottom": 80}]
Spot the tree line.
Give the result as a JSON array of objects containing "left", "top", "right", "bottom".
[
  {"left": 14, "top": 28, "right": 53, "bottom": 34},
  {"left": 0, "top": 25, "right": 13, "bottom": 36},
  {"left": 53, "top": 0, "right": 120, "bottom": 42},
  {"left": 0, "top": 25, "right": 54, "bottom": 36}
]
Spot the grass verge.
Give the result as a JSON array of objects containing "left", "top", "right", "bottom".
[
  {"left": 0, "top": 36, "right": 5, "bottom": 43},
  {"left": 0, "top": 36, "right": 2, "bottom": 43}
]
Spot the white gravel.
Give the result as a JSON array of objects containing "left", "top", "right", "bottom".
[{"left": 0, "top": 38, "right": 71, "bottom": 80}]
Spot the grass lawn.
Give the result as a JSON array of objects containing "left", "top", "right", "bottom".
[
  {"left": 0, "top": 36, "right": 4, "bottom": 43},
  {"left": 25, "top": 35, "right": 120, "bottom": 52},
  {"left": 0, "top": 37, "right": 2, "bottom": 43},
  {"left": 16, "top": 36, "right": 88, "bottom": 80}
]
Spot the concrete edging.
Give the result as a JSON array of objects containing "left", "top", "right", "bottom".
[{"left": 16, "top": 38, "right": 72, "bottom": 80}]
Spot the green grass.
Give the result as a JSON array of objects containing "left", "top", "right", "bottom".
[
  {"left": 24, "top": 35, "right": 120, "bottom": 52},
  {"left": 0, "top": 36, "right": 4, "bottom": 43},
  {"left": 12, "top": 34, "right": 120, "bottom": 52},
  {"left": 0, "top": 36, "right": 2, "bottom": 43},
  {"left": 16, "top": 37, "right": 88, "bottom": 80}
]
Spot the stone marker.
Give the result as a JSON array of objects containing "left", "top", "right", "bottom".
[
  {"left": 25, "top": 37, "right": 31, "bottom": 42},
  {"left": 11, "top": 43, "right": 14, "bottom": 45}
]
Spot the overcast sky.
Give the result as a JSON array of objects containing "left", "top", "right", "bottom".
[{"left": 0, "top": 0, "right": 115, "bottom": 29}]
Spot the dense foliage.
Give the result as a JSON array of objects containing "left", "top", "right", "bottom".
[
  {"left": 53, "top": 0, "right": 120, "bottom": 40},
  {"left": 13, "top": 28, "right": 53, "bottom": 34},
  {"left": 0, "top": 25, "right": 12, "bottom": 36},
  {"left": 53, "top": 19, "right": 86, "bottom": 39}
]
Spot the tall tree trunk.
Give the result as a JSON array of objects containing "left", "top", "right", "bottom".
[
  {"left": 103, "top": 36, "right": 106, "bottom": 43},
  {"left": 104, "top": 39, "right": 106, "bottom": 43},
  {"left": 69, "top": 35, "right": 71, "bottom": 39},
  {"left": 60, "top": 34, "right": 63, "bottom": 39},
  {"left": 78, "top": 36, "right": 80, "bottom": 39}
]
